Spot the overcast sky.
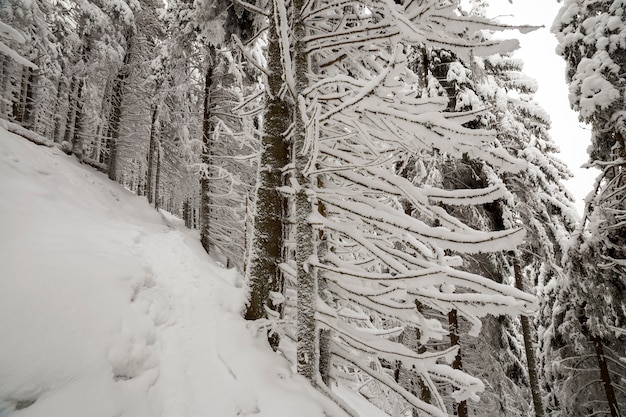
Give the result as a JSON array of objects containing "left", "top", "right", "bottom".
[{"left": 483, "top": 0, "right": 595, "bottom": 215}]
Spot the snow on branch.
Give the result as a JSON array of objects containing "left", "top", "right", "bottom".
[
  {"left": 423, "top": 184, "right": 509, "bottom": 206},
  {"left": 331, "top": 349, "right": 448, "bottom": 417},
  {"left": 321, "top": 311, "right": 485, "bottom": 414},
  {"left": 231, "top": 35, "right": 269, "bottom": 77},
  {"left": 273, "top": 0, "right": 296, "bottom": 98},
  {"left": 232, "top": 0, "right": 270, "bottom": 17},
  {"left": 318, "top": 192, "right": 526, "bottom": 253},
  {"left": 317, "top": 311, "right": 457, "bottom": 370},
  {"left": 0, "top": 40, "right": 38, "bottom": 69}
]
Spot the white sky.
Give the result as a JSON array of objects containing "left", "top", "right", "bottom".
[{"left": 483, "top": 0, "right": 595, "bottom": 215}]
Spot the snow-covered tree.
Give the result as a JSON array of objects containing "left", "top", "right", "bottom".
[
  {"left": 401, "top": 43, "right": 579, "bottom": 417},
  {"left": 554, "top": 0, "right": 626, "bottom": 334},
  {"left": 160, "top": 0, "right": 258, "bottom": 265},
  {"left": 242, "top": 1, "right": 545, "bottom": 415},
  {"left": 0, "top": 1, "right": 48, "bottom": 129},
  {"left": 476, "top": 52, "right": 579, "bottom": 417},
  {"left": 244, "top": 2, "right": 291, "bottom": 346},
  {"left": 549, "top": 1, "right": 626, "bottom": 416}
]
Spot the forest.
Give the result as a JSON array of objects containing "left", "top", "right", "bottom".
[{"left": 0, "top": 0, "right": 625, "bottom": 416}]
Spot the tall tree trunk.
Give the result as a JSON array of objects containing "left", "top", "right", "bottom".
[
  {"left": 414, "top": 301, "right": 432, "bottom": 413},
  {"left": 146, "top": 105, "right": 159, "bottom": 206},
  {"left": 64, "top": 76, "right": 78, "bottom": 145},
  {"left": 243, "top": 192, "right": 250, "bottom": 273},
  {"left": 292, "top": 0, "right": 318, "bottom": 382},
  {"left": 592, "top": 335, "right": 620, "bottom": 417},
  {"left": 513, "top": 257, "right": 545, "bottom": 417},
  {"left": 317, "top": 177, "right": 330, "bottom": 385},
  {"left": 71, "top": 79, "right": 85, "bottom": 159},
  {"left": 52, "top": 70, "right": 66, "bottom": 143},
  {"left": 22, "top": 66, "right": 36, "bottom": 129},
  {"left": 93, "top": 78, "right": 112, "bottom": 162},
  {"left": 107, "top": 42, "right": 133, "bottom": 181},
  {"left": 244, "top": 13, "right": 290, "bottom": 350},
  {"left": 448, "top": 309, "right": 467, "bottom": 417},
  {"left": 183, "top": 199, "right": 190, "bottom": 228},
  {"left": 13, "top": 65, "right": 28, "bottom": 123},
  {"left": 199, "top": 46, "right": 216, "bottom": 254},
  {"left": 154, "top": 143, "right": 161, "bottom": 210},
  {"left": 0, "top": 55, "right": 13, "bottom": 119},
  {"left": 91, "top": 125, "right": 101, "bottom": 161}
]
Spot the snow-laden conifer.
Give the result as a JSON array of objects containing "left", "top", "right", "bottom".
[
  {"left": 549, "top": 1, "right": 626, "bottom": 415},
  {"left": 249, "top": 1, "right": 543, "bottom": 415}
]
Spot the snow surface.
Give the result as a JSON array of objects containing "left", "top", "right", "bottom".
[{"left": 0, "top": 128, "right": 347, "bottom": 417}]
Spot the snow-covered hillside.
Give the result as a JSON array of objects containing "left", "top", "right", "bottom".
[{"left": 0, "top": 129, "right": 344, "bottom": 417}]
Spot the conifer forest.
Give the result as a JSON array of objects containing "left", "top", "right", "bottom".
[{"left": 1, "top": 0, "right": 625, "bottom": 416}]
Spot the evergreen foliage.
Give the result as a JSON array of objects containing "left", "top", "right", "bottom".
[{"left": 548, "top": 1, "right": 626, "bottom": 415}]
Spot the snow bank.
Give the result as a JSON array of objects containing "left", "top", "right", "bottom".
[{"left": 0, "top": 128, "right": 342, "bottom": 417}]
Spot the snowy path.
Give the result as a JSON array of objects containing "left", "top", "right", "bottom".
[{"left": 0, "top": 129, "right": 344, "bottom": 417}]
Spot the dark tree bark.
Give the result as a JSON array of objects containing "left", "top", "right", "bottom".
[
  {"left": 513, "top": 257, "right": 545, "bottom": 417},
  {"left": 12, "top": 65, "right": 29, "bottom": 122},
  {"left": 52, "top": 71, "right": 67, "bottom": 143},
  {"left": 22, "top": 66, "right": 36, "bottom": 128},
  {"left": 107, "top": 40, "right": 133, "bottom": 181},
  {"left": 154, "top": 142, "right": 161, "bottom": 210},
  {"left": 93, "top": 78, "right": 113, "bottom": 162},
  {"left": 317, "top": 177, "right": 330, "bottom": 384},
  {"left": 244, "top": 21, "right": 290, "bottom": 350},
  {"left": 0, "top": 55, "right": 13, "bottom": 118},
  {"left": 63, "top": 75, "right": 78, "bottom": 145},
  {"left": 448, "top": 309, "right": 467, "bottom": 417},
  {"left": 414, "top": 301, "right": 432, "bottom": 411},
  {"left": 593, "top": 335, "right": 620, "bottom": 417},
  {"left": 71, "top": 78, "right": 85, "bottom": 159},
  {"left": 199, "top": 46, "right": 217, "bottom": 254},
  {"left": 292, "top": 0, "right": 318, "bottom": 382},
  {"left": 183, "top": 199, "right": 190, "bottom": 228},
  {"left": 146, "top": 105, "right": 159, "bottom": 206}
]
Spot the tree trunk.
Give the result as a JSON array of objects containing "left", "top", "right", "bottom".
[
  {"left": 244, "top": 13, "right": 290, "bottom": 350},
  {"left": 154, "top": 143, "right": 161, "bottom": 210},
  {"left": 592, "top": 335, "right": 620, "bottom": 417},
  {"left": 513, "top": 257, "right": 545, "bottom": 417},
  {"left": 146, "top": 105, "right": 159, "bottom": 206},
  {"left": 317, "top": 175, "right": 330, "bottom": 385},
  {"left": 64, "top": 76, "right": 78, "bottom": 145},
  {"left": 107, "top": 42, "right": 133, "bottom": 181},
  {"left": 448, "top": 309, "right": 467, "bottom": 417},
  {"left": 22, "top": 66, "right": 36, "bottom": 129},
  {"left": 52, "top": 69, "right": 67, "bottom": 143},
  {"left": 243, "top": 192, "right": 250, "bottom": 273},
  {"left": 183, "top": 199, "right": 190, "bottom": 228},
  {"left": 13, "top": 65, "right": 28, "bottom": 123},
  {"left": 292, "top": 0, "right": 318, "bottom": 382},
  {"left": 0, "top": 55, "right": 13, "bottom": 119},
  {"left": 199, "top": 46, "right": 216, "bottom": 254},
  {"left": 71, "top": 78, "right": 85, "bottom": 159},
  {"left": 414, "top": 301, "right": 432, "bottom": 413},
  {"left": 93, "top": 78, "right": 112, "bottom": 162}
]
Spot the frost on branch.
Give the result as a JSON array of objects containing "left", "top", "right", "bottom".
[{"left": 263, "top": 0, "right": 543, "bottom": 414}]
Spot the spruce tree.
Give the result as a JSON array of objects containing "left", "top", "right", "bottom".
[{"left": 549, "top": 1, "right": 626, "bottom": 415}]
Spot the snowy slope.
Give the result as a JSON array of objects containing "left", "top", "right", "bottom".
[{"left": 0, "top": 128, "right": 346, "bottom": 417}]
